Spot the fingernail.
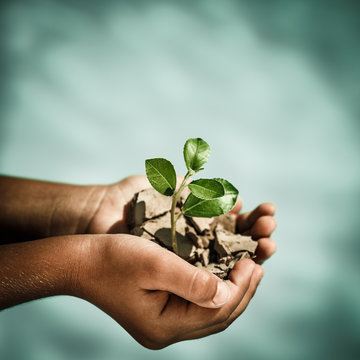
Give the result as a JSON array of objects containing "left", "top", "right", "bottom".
[{"left": 212, "top": 282, "right": 231, "bottom": 307}]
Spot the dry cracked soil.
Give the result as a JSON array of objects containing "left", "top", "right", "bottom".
[{"left": 127, "top": 188, "right": 257, "bottom": 279}]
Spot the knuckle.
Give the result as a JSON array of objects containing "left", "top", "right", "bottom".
[{"left": 189, "top": 270, "right": 216, "bottom": 303}]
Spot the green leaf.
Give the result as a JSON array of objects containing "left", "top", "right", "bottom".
[
  {"left": 182, "top": 193, "right": 224, "bottom": 217},
  {"left": 188, "top": 179, "right": 225, "bottom": 200},
  {"left": 183, "top": 138, "right": 211, "bottom": 172},
  {"left": 183, "top": 178, "right": 238, "bottom": 217},
  {"left": 145, "top": 158, "right": 176, "bottom": 196}
]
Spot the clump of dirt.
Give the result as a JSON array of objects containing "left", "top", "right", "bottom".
[{"left": 127, "top": 188, "right": 257, "bottom": 279}]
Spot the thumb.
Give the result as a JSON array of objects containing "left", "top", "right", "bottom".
[{"left": 149, "top": 249, "right": 231, "bottom": 309}]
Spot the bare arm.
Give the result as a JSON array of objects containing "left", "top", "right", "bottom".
[
  {"left": 0, "top": 176, "right": 105, "bottom": 244},
  {"left": 0, "top": 235, "right": 83, "bottom": 309}
]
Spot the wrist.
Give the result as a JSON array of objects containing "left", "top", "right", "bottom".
[
  {"left": 47, "top": 184, "right": 108, "bottom": 237},
  {"left": 0, "top": 235, "right": 92, "bottom": 309},
  {"left": 67, "top": 234, "right": 110, "bottom": 302},
  {"left": 0, "top": 176, "right": 108, "bottom": 242},
  {"left": 63, "top": 234, "right": 95, "bottom": 298}
]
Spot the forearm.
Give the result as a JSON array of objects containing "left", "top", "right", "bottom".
[
  {"left": 0, "top": 235, "right": 88, "bottom": 310},
  {"left": 0, "top": 176, "right": 106, "bottom": 243}
]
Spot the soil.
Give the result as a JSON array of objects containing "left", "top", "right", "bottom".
[{"left": 127, "top": 188, "right": 257, "bottom": 279}]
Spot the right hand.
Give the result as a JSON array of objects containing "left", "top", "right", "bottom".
[{"left": 75, "top": 234, "right": 264, "bottom": 349}]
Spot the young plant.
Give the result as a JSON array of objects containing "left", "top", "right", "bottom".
[{"left": 145, "top": 138, "right": 238, "bottom": 255}]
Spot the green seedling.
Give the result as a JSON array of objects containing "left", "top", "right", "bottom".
[{"left": 145, "top": 138, "right": 238, "bottom": 255}]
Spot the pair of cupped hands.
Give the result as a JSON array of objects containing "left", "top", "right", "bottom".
[{"left": 0, "top": 175, "right": 276, "bottom": 349}]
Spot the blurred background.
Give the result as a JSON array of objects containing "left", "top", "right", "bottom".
[{"left": 1, "top": 0, "right": 359, "bottom": 359}]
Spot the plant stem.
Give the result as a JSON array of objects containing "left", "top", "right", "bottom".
[{"left": 170, "top": 171, "right": 194, "bottom": 255}]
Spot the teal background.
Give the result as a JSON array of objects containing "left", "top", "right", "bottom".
[{"left": 1, "top": 0, "right": 360, "bottom": 359}]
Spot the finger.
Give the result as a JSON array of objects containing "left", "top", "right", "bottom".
[
  {"left": 250, "top": 216, "right": 277, "bottom": 239},
  {"left": 181, "top": 259, "right": 256, "bottom": 328},
  {"left": 237, "top": 203, "right": 276, "bottom": 233},
  {"left": 254, "top": 237, "right": 277, "bottom": 264},
  {"left": 227, "top": 263, "right": 264, "bottom": 316},
  {"left": 230, "top": 198, "right": 243, "bottom": 214},
  {"left": 176, "top": 264, "right": 264, "bottom": 342},
  {"left": 143, "top": 259, "right": 256, "bottom": 347},
  {"left": 144, "top": 247, "right": 232, "bottom": 309}
]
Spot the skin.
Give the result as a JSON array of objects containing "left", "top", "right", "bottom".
[{"left": 0, "top": 175, "right": 276, "bottom": 349}]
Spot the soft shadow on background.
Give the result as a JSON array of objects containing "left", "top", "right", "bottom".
[{"left": 1, "top": 0, "right": 359, "bottom": 359}]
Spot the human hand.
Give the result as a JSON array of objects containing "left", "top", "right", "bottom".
[
  {"left": 75, "top": 234, "right": 264, "bottom": 349},
  {"left": 0, "top": 175, "right": 150, "bottom": 242},
  {"left": 0, "top": 232, "right": 263, "bottom": 349},
  {"left": 88, "top": 175, "right": 277, "bottom": 264}
]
